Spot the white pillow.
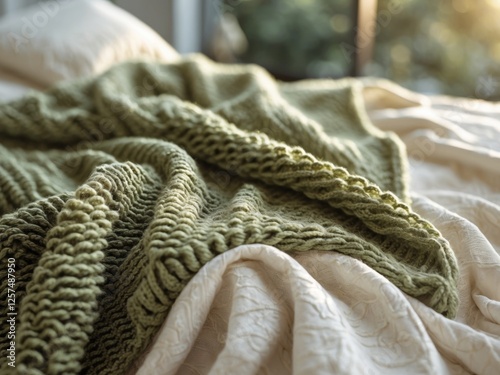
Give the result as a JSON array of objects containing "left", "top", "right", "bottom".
[{"left": 0, "top": 0, "right": 179, "bottom": 87}]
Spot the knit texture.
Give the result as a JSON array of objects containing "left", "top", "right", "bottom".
[{"left": 0, "top": 55, "right": 458, "bottom": 375}]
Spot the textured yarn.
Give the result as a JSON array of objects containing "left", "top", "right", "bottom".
[{"left": 0, "top": 55, "right": 458, "bottom": 375}]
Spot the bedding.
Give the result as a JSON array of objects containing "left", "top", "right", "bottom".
[
  {"left": 129, "top": 84, "right": 500, "bottom": 375},
  {"left": 0, "top": 0, "right": 179, "bottom": 88},
  {"left": 0, "top": 54, "right": 460, "bottom": 375},
  {"left": 0, "top": 69, "right": 40, "bottom": 102},
  {"left": 0, "top": 2, "right": 498, "bottom": 375}
]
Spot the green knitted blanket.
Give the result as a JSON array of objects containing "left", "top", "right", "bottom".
[{"left": 0, "top": 55, "right": 458, "bottom": 375}]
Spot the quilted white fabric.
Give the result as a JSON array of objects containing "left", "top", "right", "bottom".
[{"left": 127, "top": 82, "right": 500, "bottom": 375}]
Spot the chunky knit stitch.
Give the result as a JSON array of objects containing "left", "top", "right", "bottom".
[{"left": 0, "top": 55, "right": 458, "bottom": 375}]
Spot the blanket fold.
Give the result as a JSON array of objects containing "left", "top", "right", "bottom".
[{"left": 0, "top": 55, "right": 458, "bottom": 375}]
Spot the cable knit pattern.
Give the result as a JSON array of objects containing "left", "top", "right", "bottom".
[{"left": 0, "top": 55, "right": 458, "bottom": 375}]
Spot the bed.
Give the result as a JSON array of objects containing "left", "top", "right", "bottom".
[{"left": 0, "top": 1, "right": 499, "bottom": 375}]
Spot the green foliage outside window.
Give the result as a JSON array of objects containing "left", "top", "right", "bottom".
[{"left": 226, "top": 0, "right": 500, "bottom": 100}]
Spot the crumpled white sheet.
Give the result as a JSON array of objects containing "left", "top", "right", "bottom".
[{"left": 128, "top": 80, "right": 500, "bottom": 375}]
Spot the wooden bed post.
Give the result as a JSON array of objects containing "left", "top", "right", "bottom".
[{"left": 351, "top": 0, "right": 378, "bottom": 77}]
